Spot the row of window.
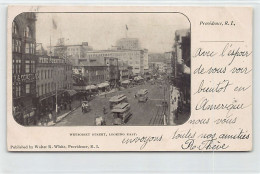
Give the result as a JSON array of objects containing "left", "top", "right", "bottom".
[
  {"left": 13, "top": 83, "right": 31, "bottom": 98},
  {"left": 88, "top": 75, "right": 105, "bottom": 82},
  {"left": 37, "top": 69, "right": 70, "bottom": 80},
  {"left": 12, "top": 60, "right": 35, "bottom": 74},
  {"left": 36, "top": 82, "right": 71, "bottom": 97},
  {"left": 12, "top": 22, "right": 33, "bottom": 38},
  {"left": 88, "top": 52, "right": 140, "bottom": 58},
  {"left": 12, "top": 39, "right": 35, "bottom": 54},
  {"left": 67, "top": 47, "right": 80, "bottom": 52}
]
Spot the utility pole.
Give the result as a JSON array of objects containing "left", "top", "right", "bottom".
[{"left": 163, "top": 86, "right": 167, "bottom": 125}]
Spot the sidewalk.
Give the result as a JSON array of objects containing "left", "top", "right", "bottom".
[
  {"left": 169, "top": 86, "right": 179, "bottom": 126},
  {"left": 47, "top": 100, "right": 81, "bottom": 126},
  {"left": 98, "top": 89, "right": 117, "bottom": 96}
]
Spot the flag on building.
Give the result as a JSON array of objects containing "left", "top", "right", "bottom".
[
  {"left": 126, "top": 25, "right": 128, "bottom": 30},
  {"left": 52, "top": 18, "right": 57, "bottom": 30}
]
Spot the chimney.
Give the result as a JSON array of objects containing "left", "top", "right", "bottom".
[{"left": 82, "top": 42, "right": 88, "bottom": 46}]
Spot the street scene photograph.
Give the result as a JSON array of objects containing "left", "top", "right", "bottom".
[{"left": 12, "top": 12, "right": 191, "bottom": 126}]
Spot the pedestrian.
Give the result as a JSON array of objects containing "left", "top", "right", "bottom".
[
  {"left": 53, "top": 112, "right": 57, "bottom": 123},
  {"left": 44, "top": 115, "right": 48, "bottom": 126},
  {"left": 69, "top": 102, "right": 72, "bottom": 110},
  {"left": 175, "top": 108, "right": 179, "bottom": 120},
  {"left": 178, "top": 97, "right": 182, "bottom": 113},
  {"left": 48, "top": 111, "right": 53, "bottom": 122},
  {"left": 103, "top": 106, "right": 106, "bottom": 115},
  {"left": 81, "top": 102, "right": 85, "bottom": 113}
]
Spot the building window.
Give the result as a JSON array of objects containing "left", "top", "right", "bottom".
[
  {"left": 31, "top": 43, "right": 35, "bottom": 54},
  {"left": 25, "top": 60, "right": 30, "bottom": 73},
  {"left": 26, "top": 84, "right": 30, "bottom": 94},
  {"left": 12, "top": 39, "right": 15, "bottom": 52},
  {"left": 25, "top": 42, "right": 34, "bottom": 54},
  {"left": 36, "top": 85, "right": 39, "bottom": 97},
  {"left": 41, "top": 70, "right": 43, "bottom": 80},
  {"left": 42, "top": 84, "right": 44, "bottom": 95},
  {"left": 14, "top": 59, "right": 21, "bottom": 74},
  {"left": 12, "top": 22, "right": 18, "bottom": 35},
  {"left": 24, "top": 26, "right": 32, "bottom": 38},
  {"left": 39, "top": 85, "right": 42, "bottom": 96},
  {"left": 12, "top": 39, "right": 21, "bottom": 53},
  {"left": 48, "top": 83, "right": 50, "bottom": 93},
  {"left": 31, "top": 61, "right": 35, "bottom": 73},
  {"left": 15, "top": 83, "right": 21, "bottom": 97},
  {"left": 45, "top": 84, "right": 47, "bottom": 94},
  {"left": 25, "top": 43, "right": 30, "bottom": 54},
  {"left": 12, "top": 60, "right": 14, "bottom": 74}
]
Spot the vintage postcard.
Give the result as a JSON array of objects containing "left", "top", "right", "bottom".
[{"left": 7, "top": 6, "right": 252, "bottom": 151}]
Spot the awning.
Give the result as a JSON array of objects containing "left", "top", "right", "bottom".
[
  {"left": 138, "top": 76, "right": 144, "bottom": 80},
  {"left": 183, "top": 65, "right": 191, "bottom": 74},
  {"left": 98, "top": 82, "right": 109, "bottom": 88},
  {"left": 121, "top": 80, "right": 130, "bottom": 84},
  {"left": 85, "top": 85, "right": 98, "bottom": 90},
  {"left": 111, "top": 108, "right": 125, "bottom": 113},
  {"left": 134, "top": 76, "right": 144, "bottom": 81},
  {"left": 66, "top": 90, "right": 77, "bottom": 96},
  {"left": 134, "top": 77, "right": 140, "bottom": 81}
]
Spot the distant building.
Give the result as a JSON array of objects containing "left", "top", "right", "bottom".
[
  {"left": 149, "top": 62, "right": 167, "bottom": 73},
  {"left": 12, "top": 12, "right": 37, "bottom": 125},
  {"left": 118, "top": 61, "right": 133, "bottom": 82},
  {"left": 104, "top": 57, "right": 120, "bottom": 87},
  {"left": 78, "top": 61, "right": 108, "bottom": 86},
  {"left": 116, "top": 38, "right": 140, "bottom": 50},
  {"left": 164, "top": 51, "right": 173, "bottom": 74},
  {"left": 83, "top": 49, "right": 146, "bottom": 75},
  {"left": 36, "top": 43, "right": 48, "bottom": 56},
  {"left": 49, "top": 41, "right": 93, "bottom": 65}
]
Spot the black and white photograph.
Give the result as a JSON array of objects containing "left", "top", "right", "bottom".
[{"left": 12, "top": 12, "right": 191, "bottom": 126}]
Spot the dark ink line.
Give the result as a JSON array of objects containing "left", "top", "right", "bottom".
[{"left": 200, "top": 41, "right": 244, "bottom": 43}]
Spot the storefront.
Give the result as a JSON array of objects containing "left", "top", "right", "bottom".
[
  {"left": 97, "top": 82, "right": 110, "bottom": 92},
  {"left": 121, "top": 80, "right": 130, "bottom": 88}
]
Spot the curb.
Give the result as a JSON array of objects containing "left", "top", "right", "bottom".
[{"left": 49, "top": 105, "right": 81, "bottom": 126}]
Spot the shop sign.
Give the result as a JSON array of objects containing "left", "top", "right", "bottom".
[{"left": 13, "top": 74, "right": 36, "bottom": 82}]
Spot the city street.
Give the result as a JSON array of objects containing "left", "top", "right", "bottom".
[{"left": 56, "top": 81, "right": 172, "bottom": 126}]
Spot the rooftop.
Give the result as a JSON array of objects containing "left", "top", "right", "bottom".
[{"left": 79, "top": 60, "right": 106, "bottom": 67}]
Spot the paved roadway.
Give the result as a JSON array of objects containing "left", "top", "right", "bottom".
[{"left": 56, "top": 81, "right": 170, "bottom": 126}]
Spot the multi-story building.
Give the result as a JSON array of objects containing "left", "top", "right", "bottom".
[
  {"left": 116, "top": 38, "right": 148, "bottom": 74},
  {"left": 118, "top": 61, "right": 133, "bottom": 82},
  {"left": 74, "top": 60, "right": 109, "bottom": 91},
  {"left": 164, "top": 51, "right": 173, "bottom": 75},
  {"left": 104, "top": 57, "right": 119, "bottom": 87},
  {"left": 12, "top": 12, "right": 37, "bottom": 125},
  {"left": 172, "top": 28, "right": 191, "bottom": 104},
  {"left": 49, "top": 41, "right": 93, "bottom": 65},
  {"left": 149, "top": 62, "right": 167, "bottom": 73},
  {"left": 51, "top": 38, "right": 148, "bottom": 76},
  {"left": 83, "top": 49, "right": 146, "bottom": 75},
  {"left": 35, "top": 56, "right": 73, "bottom": 118},
  {"left": 143, "top": 49, "right": 149, "bottom": 71},
  {"left": 116, "top": 38, "right": 140, "bottom": 50}
]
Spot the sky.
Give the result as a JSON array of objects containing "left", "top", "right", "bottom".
[{"left": 36, "top": 13, "right": 190, "bottom": 53}]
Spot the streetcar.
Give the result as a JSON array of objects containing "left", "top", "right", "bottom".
[
  {"left": 111, "top": 103, "right": 132, "bottom": 125},
  {"left": 109, "top": 94, "right": 128, "bottom": 109},
  {"left": 137, "top": 89, "right": 148, "bottom": 102}
]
